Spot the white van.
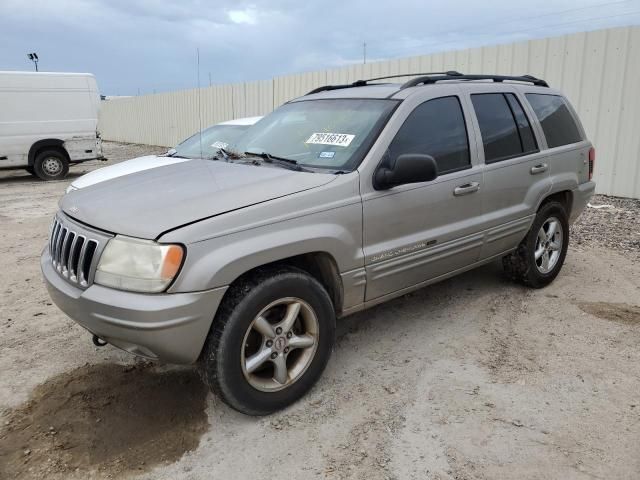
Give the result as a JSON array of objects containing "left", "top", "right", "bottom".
[{"left": 0, "top": 71, "right": 104, "bottom": 180}]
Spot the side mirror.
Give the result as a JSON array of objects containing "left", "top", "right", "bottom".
[
  {"left": 166, "top": 148, "right": 177, "bottom": 156},
  {"left": 374, "top": 153, "right": 438, "bottom": 190}
]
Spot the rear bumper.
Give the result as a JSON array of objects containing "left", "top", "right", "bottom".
[
  {"left": 41, "top": 248, "right": 227, "bottom": 364},
  {"left": 570, "top": 181, "right": 596, "bottom": 223}
]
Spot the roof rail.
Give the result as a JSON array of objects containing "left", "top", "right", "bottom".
[
  {"left": 400, "top": 73, "right": 549, "bottom": 89},
  {"left": 305, "top": 71, "right": 463, "bottom": 95}
]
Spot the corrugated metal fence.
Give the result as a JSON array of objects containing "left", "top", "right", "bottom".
[{"left": 99, "top": 26, "right": 640, "bottom": 198}]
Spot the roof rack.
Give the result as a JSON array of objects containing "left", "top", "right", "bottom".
[
  {"left": 400, "top": 73, "right": 548, "bottom": 89},
  {"left": 305, "top": 71, "right": 463, "bottom": 95}
]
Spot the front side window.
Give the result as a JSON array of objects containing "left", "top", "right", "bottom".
[
  {"left": 525, "top": 94, "right": 583, "bottom": 148},
  {"left": 386, "top": 96, "right": 470, "bottom": 175},
  {"left": 471, "top": 93, "right": 537, "bottom": 164},
  {"left": 232, "top": 99, "right": 398, "bottom": 171}
]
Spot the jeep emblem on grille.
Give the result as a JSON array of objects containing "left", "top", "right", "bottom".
[{"left": 68, "top": 205, "right": 79, "bottom": 214}]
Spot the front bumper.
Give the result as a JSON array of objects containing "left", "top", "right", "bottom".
[
  {"left": 570, "top": 181, "right": 596, "bottom": 223},
  {"left": 41, "top": 248, "right": 227, "bottom": 364}
]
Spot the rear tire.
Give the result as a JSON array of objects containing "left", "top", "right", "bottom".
[
  {"left": 33, "top": 149, "right": 69, "bottom": 180},
  {"left": 502, "top": 201, "right": 569, "bottom": 288},
  {"left": 199, "top": 266, "right": 336, "bottom": 415}
]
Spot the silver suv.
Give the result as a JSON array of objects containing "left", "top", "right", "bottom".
[{"left": 42, "top": 72, "right": 596, "bottom": 415}]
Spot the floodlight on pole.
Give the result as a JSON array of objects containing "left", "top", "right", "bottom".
[{"left": 27, "top": 52, "right": 39, "bottom": 72}]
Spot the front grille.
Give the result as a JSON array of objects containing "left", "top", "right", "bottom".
[{"left": 49, "top": 217, "right": 100, "bottom": 287}]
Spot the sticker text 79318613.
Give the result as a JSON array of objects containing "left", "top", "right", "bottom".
[{"left": 305, "top": 133, "right": 355, "bottom": 147}]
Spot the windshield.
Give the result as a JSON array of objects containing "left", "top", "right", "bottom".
[
  {"left": 173, "top": 124, "right": 250, "bottom": 158},
  {"left": 231, "top": 99, "right": 397, "bottom": 171}
]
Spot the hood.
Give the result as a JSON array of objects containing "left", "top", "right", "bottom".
[
  {"left": 69, "top": 155, "right": 189, "bottom": 190},
  {"left": 60, "top": 159, "right": 335, "bottom": 239}
]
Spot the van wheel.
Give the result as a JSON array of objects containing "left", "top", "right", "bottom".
[
  {"left": 200, "top": 266, "right": 335, "bottom": 415},
  {"left": 502, "top": 201, "right": 569, "bottom": 288},
  {"left": 34, "top": 149, "right": 69, "bottom": 180}
]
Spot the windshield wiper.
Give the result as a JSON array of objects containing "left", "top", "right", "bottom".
[
  {"left": 243, "top": 151, "right": 308, "bottom": 172},
  {"left": 206, "top": 147, "right": 246, "bottom": 161},
  {"left": 166, "top": 152, "right": 190, "bottom": 159}
]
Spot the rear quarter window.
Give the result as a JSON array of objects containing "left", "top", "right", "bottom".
[{"left": 525, "top": 94, "right": 583, "bottom": 148}]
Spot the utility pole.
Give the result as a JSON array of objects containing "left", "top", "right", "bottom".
[
  {"left": 363, "top": 42, "right": 367, "bottom": 64},
  {"left": 27, "top": 52, "right": 39, "bottom": 71},
  {"left": 208, "top": 72, "right": 212, "bottom": 87}
]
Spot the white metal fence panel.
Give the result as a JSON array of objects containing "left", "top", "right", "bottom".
[{"left": 98, "top": 26, "right": 640, "bottom": 198}]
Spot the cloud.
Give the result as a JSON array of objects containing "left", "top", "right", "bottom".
[
  {"left": 0, "top": 0, "right": 638, "bottom": 95},
  {"left": 228, "top": 8, "right": 258, "bottom": 25}
]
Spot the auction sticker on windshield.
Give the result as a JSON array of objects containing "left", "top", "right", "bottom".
[{"left": 306, "top": 133, "right": 355, "bottom": 147}]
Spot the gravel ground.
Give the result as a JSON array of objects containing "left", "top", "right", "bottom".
[
  {"left": 0, "top": 142, "right": 639, "bottom": 480},
  {"left": 571, "top": 194, "right": 640, "bottom": 261}
]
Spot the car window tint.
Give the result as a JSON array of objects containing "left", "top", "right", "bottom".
[
  {"left": 471, "top": 93, "right": 523, "bottom": 163},
  {"left": 387, "top": 96, "right": 470, "bottom": 175},
  {"left": 525, "top": 94, "right": 583, "bottom": 148},
  {"left": 505, "top": 93, "right": 537, "bottom": 153}
]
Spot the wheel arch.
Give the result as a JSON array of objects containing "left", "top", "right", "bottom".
[
  {"left": 538, "top": 190, "right": 573, "bottom": 216},
  {"left": 28, "top": 139, "right": 69, "bottom": 166},
  {"left": 221, "top": 251, "right": 344, "bottom": 315}
]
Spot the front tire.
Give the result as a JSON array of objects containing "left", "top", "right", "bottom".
[
  {"left": 502, "top": 201, "right": 569, "bottom": 288},
  {"left": 200, "top": 266, "right": 336, "bottom": 415},
  {"left": 33, "top": 149, "right": 69, "bottom": 180}
]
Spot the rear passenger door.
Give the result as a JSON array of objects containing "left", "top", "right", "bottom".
[{"left": 466, "top": 90, "right": 552, "bottom": 259}]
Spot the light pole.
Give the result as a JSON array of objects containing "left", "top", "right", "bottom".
[{"left": 27, "top": 53, "right": 39, "bottom": 72}]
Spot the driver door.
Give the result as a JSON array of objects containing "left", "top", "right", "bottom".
[{"left": 361, "top": 93, "right": 485, "bottom": 301}]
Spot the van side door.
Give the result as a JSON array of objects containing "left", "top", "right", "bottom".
[
  {"left": 360, "top": 90, "right": 485, "bottom": 301},
  {"left": 464, "top": 88, "right": 551, "bottom": 259}
]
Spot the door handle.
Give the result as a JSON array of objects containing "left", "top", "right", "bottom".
[
  {"left": 530, "top": 163, "right": 548, "bottom": 174},
  {"left": 453, "top": 182, "right": 480, "bottom": 196}
]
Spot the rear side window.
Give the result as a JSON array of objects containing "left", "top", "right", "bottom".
[
  {"left": 471, "top": 93, "right": 538, "bottom": 163},
  {"left": 505, "top": 94, "right": 537, "bottom": 153},
  {"left": 387, "top": 96, "right": 470, "bottom": 175},
  {"left": 525, "top": 94, "right": 582, "bottom": 148}
]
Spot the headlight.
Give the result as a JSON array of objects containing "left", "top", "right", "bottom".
[{"left": 95, "top": 235, "right": 184, "bottom": 293}]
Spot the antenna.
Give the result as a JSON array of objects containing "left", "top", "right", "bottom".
[
  {"left": 363, "top": 42, "right": 366, "bottom": 64},
  {"left": 197, "top": 48, "right": 203, "bottom": 160}
]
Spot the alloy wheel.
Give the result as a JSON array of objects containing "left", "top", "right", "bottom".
[
  {"left": 241, "top": 297, "right": 319, "bottom": 392},
  {"left": 535, "top": 216, "right": 563, "bottom": 274}
]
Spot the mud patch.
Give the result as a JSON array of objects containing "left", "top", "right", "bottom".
[
  {"left": 579, "top": 302, "right": 640, "bottom": 326},
  {"left": 0, "top": 363, "right": 208, "bottom": 479}
]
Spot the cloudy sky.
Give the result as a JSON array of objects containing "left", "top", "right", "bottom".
[{"left": 1, "top": 0, "right": 639, "bottom": 96}]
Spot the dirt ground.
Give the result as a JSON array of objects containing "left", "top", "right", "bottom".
[{"left": 1, "top": 142, "right": 639, "bottom": 480}]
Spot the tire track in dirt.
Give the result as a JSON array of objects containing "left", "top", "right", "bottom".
[{"left": 477, "top": 285, "right": 543, "bottom": 383}]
